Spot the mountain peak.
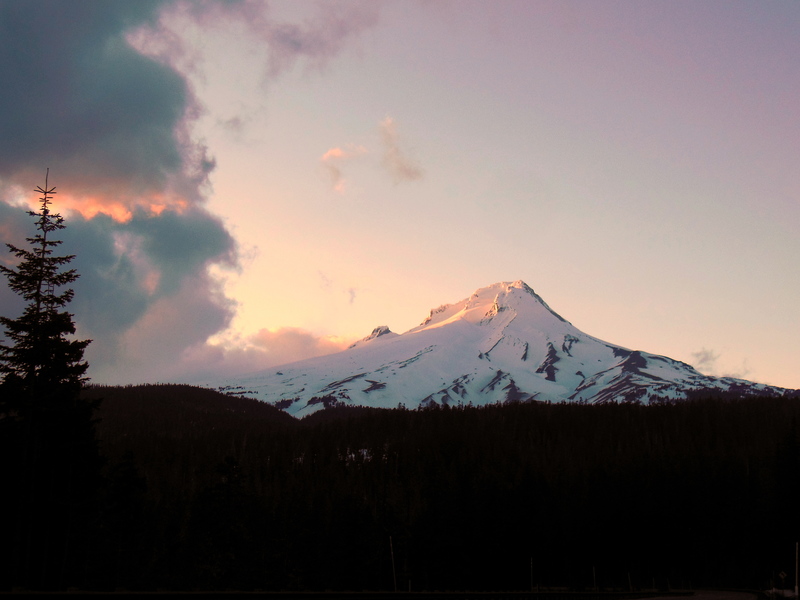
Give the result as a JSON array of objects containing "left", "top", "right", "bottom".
[
  {"left": 418, "top": 282, "right": 527, "bottom": 328},
  {"left": 209, "top": 280, "right": 795, "bottom": 416},
  {"left": 497, "top": 280, "right": 568, "bottom": 323},
  {"left": 417, "top": 280, "right": 568, "bottom": 330}
]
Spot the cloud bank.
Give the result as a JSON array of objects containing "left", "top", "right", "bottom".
[{"left": 0, "top": 0, "right": 381, "bottom": 384}]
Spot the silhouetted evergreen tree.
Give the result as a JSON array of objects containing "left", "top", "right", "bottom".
[{"left": 0, "top": 172, "right": 99, "bottom": 591}]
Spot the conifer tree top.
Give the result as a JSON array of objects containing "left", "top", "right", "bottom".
[{"left": 0, "top": 171, "right": 90, "bottom": 395}]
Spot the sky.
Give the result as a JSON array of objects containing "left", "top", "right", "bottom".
[{"left": 0, "top": 0, "right": 798, "bottom": 390}]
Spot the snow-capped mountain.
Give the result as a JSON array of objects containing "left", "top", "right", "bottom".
[{"left": 212, "top": 281, "right": 793, "bottom": 416}]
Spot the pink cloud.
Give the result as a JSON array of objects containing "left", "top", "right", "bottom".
[
  {"left": 248, "top": 327, "right": 351, "bottom": 364},
  {"left": 321, "top": 145, "right": 367, "bottom": 193},
  {"left": 161, "top": 327, "right": 355, "bottom": 384}
]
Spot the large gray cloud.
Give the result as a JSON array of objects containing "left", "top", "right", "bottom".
[
  {"left": 2, "top": 201, "right": 238, "bottom": 383},
  {"left": 0, "top": 0, "right": 236, "bottom": 382},
  {"left": 0, "top": 201, "right": 28, "bottom": 323},
  {"left": 0, "top": 0, "right": 381, "bottom": 193},
  {"left": 0, "top": 0, "right": 187, "bottom": 195},
  {"left": 0, "top": 0, "right": 383, "bottom": 383},
  {"left": 66, "top": 211, "right": 237, "bottom": 382},
  {"left": 61, "top": 208, "right": 237, "bottom": 336}
]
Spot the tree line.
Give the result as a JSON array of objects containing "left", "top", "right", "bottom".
[{"left": 74, "top": 385, "right": 800, "bottom": 592}]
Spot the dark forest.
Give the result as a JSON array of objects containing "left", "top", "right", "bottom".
[{"left": 11, "top": 384, "right": 796, "bottom": 593}]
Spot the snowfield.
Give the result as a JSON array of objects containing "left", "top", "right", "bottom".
[{"left": 208, "top": 281, "right": 793, "bottom": 416}]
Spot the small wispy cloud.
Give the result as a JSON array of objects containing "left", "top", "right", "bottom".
[
  {"left": 691, "top": 348, "right": 752, "bottom": 381},
  {"left": 262, "top": 1, "right": 381, "bottom": 78},
  {"left": 722, "top": 359, "right": 752, "bottom": 380},
  {"left": 320, "top": 145, "right": 367, "bottom": 193},
  {"left": 380, "top": 116, "right": 424, "bottom": 184},
  {"left": 691, "top": 347, "right": 720, "bottom": 373},
  {"left": 318, "top": 272, "right": 357, "bottom": 305},
  {"left": 322, "top": 116, "right": 424, "bottom": 192}
]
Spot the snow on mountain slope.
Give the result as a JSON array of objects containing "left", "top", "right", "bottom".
[{"left": 210, "top": 281, "right": 793, "bottom": 416}]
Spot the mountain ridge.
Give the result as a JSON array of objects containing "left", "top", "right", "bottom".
[{"left": 211, "top": 281, "right": 794, "bottom": 415}]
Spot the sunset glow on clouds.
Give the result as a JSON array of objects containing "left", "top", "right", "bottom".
[
  {"left": 320, "top": 116, "right": 423, "bottom": 193},
  {"left": 321, "top": 145, "right": 367, "bottom": 193},
  {"left": 0, "top": 1, "right": 798, "bottom": 389}
]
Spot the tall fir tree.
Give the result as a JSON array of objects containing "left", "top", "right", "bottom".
[
  {"left": 0, "top": 171, "right": 100, "bottom": 591},
  {"left": 0, "top": 170, "right": 89, "bottom": 395}
]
